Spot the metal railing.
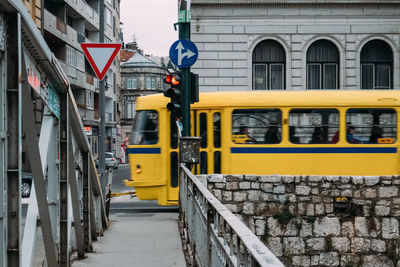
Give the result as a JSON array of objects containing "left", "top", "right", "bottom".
[
  {"left": 179, "top": 165, "right": 284, "bottom": 267},
  {"left": 0, "top": 1, "right": 110, "bottom": 266}
]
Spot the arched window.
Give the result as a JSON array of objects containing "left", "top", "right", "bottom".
[
  {"left": 361, "top": 40, "right": 393, "bottom": 89},
  {"left": 307, "top": 40, "right": 339, "bottom": 89},
  {"left": 252, "top": 40, "right": 285, "bottom": 90}
]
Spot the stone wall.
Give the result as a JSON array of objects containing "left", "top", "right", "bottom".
[{"left": 206, "top": 174, "right": 400, "bottom": 267}]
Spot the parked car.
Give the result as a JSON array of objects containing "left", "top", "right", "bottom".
[
  {"left": 21, "top": 172, "right": 32, "bottom": 198},
  {"left": 105, "top": 152, "right": 119, "bottom": 169},
  {"left": 95, "top": 152, "right": 119, "bottom": 169}
]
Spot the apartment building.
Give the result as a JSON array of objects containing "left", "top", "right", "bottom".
[
  {"left": 191, "top": 0, "right": 400, "bottom": 91},
  {"left": 23, "top": 0, "right": 122, "bottom": 158}
]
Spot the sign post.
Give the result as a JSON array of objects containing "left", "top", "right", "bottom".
[{"left": 172, "top": 0, "right": 195, "bottom": 136}]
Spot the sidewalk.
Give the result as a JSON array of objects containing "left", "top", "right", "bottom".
[{"left": 71, "top": 212, "right": 186, "bottom": 267}]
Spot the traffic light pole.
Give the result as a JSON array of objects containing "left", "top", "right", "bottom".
[{"left": 179, "top": 22, "right": 191, "bottom": 136}]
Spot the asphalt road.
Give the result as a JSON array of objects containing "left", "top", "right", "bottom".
[
  {"left": 111, "top": 163, "right": 131, "bottom": 193},
  {"left": 110, "top": 164, "right": 179, "bottom": 213}
]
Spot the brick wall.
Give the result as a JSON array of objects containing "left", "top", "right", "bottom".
[{"left": 206, "top": 174, "right": 400, "bottom": 266}]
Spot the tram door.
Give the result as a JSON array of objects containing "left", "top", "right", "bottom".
[{"left": 194, "top": 110, "right": 222, "bottom": 175}]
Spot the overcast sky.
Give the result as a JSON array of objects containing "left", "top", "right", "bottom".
[{"left": 120, "top": 0, "right": 178, "bottom": 57}]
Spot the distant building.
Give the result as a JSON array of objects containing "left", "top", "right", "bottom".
[
  {"left": 120, "top": 44, "right": 172, "bottom": 159},
  {"left": 191, "top": 0, "right": 400, "bottom": 91},
  {"left": 22, "top": 0, "right": 122, "bottom": 158}
]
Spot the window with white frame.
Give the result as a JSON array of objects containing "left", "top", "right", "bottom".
[
  {"left": 86, "top": 90, "right": 94, "bottom": 109},
  {"left": 107, "top": 70, "right": 113, "bottom": 86},
  {"left": 146, "top": 76, "right": 156, "bottom": 89},
  {"left": 361, "top": 40, "right": 393, "bottom": 90},
  {"left": 127, "top": 78, "right": 132, "bottom": 89},
  {"left": 252, "top": 40, "right": 285, "bottom": 90},
  {"left": 105, "top": 7, "right": 112, "bottom": 26},
  {"left": 124, "top": 96, "right": 136, "bottom": 119},
  {"left": 132, "top": 77, "right": 138, "bottom": 89},
  {"left": 66, "top": 45, "right": 76, "bottom": 67},
  {"left": 77, "top": 51, "right": 85, "bottom": 72},
  {"left": 306, "top": 40, "right": 339, "bottom": 90}
]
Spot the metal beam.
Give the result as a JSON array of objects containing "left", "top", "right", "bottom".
[
  {"left": 68, "top": 138, "right": 85, "bottom": 258},
  {"left": 6, "top": 13, "right": 20, "bottom": 267},
  {"left": 21, "top": 109, "right": 55, "bottom": 267},
  {"left": 21, "top": 50, "right": 57, "bottom": 267},
  {"left": 82, "top": 152, "right": 92, "bottom": 251},
  {"left": 0, "top": 13, "right": 7, "bottom": 266},
  {"left": 59, "top": 94, "right": 69, "bottom": 267},
  {"left": 89, "top": 190, "right": 98, "bottom": 241}
]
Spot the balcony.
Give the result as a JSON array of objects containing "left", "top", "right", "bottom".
[
  {"left": 65, "top": 0, "right": 99, "bottom": 30},
  {"left": 44, "top": 9, "right": 67, "bottom": 43},
  {"left": 44, "top": 9, "right": 86, "bottom": 51},
  {"left": 78, "top": 105, "right": 96, "bottom": 122},
  {"left": 58, "top": 60, "right": 98, "bottom": 91}
]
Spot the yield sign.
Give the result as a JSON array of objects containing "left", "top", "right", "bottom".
[{"left": 81, "top": 43, "right": 121, "bottom": 80}]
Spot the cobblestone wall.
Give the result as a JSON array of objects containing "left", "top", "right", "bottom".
[{"left": 205, "top": 174, "right": 400, "bottom": 267}]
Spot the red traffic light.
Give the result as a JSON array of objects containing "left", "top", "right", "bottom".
[{"left": 164, "top": 74, "right": 181, "bottom": 86}]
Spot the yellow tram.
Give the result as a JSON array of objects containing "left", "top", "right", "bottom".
[{"left": 126, "top": 90, "right": 400, "bottom": 205}]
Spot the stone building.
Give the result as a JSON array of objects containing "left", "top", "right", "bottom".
[
  {"left": 119, "top": 44, "right": 172, "bottom": 160},
  {"left": 191, "top": 0, "right": 400, "bottom": 91}
]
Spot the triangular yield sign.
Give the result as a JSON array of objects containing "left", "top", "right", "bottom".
[{"left": 81, "top": 43, "right": 121, "bottom": 81}]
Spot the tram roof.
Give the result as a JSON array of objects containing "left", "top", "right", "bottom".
[{"left": 136, "top": 90, "right": 400, "bottom": 109}]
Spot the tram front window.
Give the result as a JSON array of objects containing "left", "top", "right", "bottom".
[{"left": 131, "top": 110, "right": 159, "bottom": 145}]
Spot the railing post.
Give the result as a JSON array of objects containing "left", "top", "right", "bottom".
[
  {"left": 82, "top": 152, "right": 92, "bottom": 251},
  {"left": 59, "top": 93, "right": 69, "bottom": 266},
  {"left": 6, "top": 13, "right": 21, "bottom": 267},
  {"left": 68, "top": 139, "right": 85, "bottom": 258},
  {"left": 0, "top": 13, "right": 7, "bottom": 266}
]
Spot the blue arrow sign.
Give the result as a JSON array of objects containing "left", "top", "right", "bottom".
[{"left": 169, "top": 39, "right": 198, "bottom": 68}]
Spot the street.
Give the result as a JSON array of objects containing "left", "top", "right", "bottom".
[{"left": 110, "top": 164, "right": 179, "bottom": 213}]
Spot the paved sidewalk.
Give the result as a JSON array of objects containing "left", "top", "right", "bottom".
[{"left": 72, "top": 212, "right": 186, "bottom": 267}]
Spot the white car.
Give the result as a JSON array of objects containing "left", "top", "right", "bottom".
[{"left": 105, "top": 152, "right": 119, "bottom": 169}]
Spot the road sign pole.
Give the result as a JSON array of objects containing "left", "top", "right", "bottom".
[
  {"left": 99, "top": 0, "right": 106, "bottom": 198},
  {"left": 179, "top": 22, "right": 191, "bottom": 136}
]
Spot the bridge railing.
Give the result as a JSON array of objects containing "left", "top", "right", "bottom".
[
  {"left": 179, "top": 164, "right": 284, "bottom": 267},
  {"left": 0, "top": 1, "right": 111, "bottom": 266}
]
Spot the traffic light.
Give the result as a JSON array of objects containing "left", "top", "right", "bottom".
[{"left": 163, "top": 73, "right": 182, "bottom": 117}]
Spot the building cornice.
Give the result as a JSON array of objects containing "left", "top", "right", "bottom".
[{"left": 192, "top": 0, "right": 400, "bottom": 8}]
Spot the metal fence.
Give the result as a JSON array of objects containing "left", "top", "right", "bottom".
[
  {"left": 179, "top": 165, "right": 284, "bottom": 267},
  {"left": 0, "top": 1, "right": 111, "bottom": 266}
]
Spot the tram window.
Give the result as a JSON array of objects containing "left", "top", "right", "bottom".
[
  {"left": 214, "top": 151, "right": 221, "bottom": 174},
  {"left": 200, "top": 151, "right": 208, "bottom": 174},
  {"left": 346, "top": 109, "right": 396, "bottom": 144},
  {"left": 170, "top": 152, "right": 178, "bottom": 187},
  {"left": 213, "top": 113, "right": 221, "bottom": 148},
  {"left": 131, "top": 110, "right": 158, "bottom": 145},
  {"left": 200, "top": 113, "right": 207, "bottom": 148},
  {"left": 170, "top": 114, "right": 178, "bottom": 149},
  {"left": 232, "top": 109, "right": 282, "bottom": 144},
  {"left": 289, "top": 109, "right": 339, "bottom": 144}
]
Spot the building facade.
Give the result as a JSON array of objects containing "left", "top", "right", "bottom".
[
  {"left": 191, "top": 0, "right": 400, "bottom": 91},
  {"left": 119, "top": 44, "right": 171, "bottom": 161},
  {"left": 23, "top": 0, "right": 122, "bottom": 158}
]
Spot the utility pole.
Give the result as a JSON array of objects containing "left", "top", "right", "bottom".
[{"left": 99, "top": 0, "right": 106, "bottom": 196}]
